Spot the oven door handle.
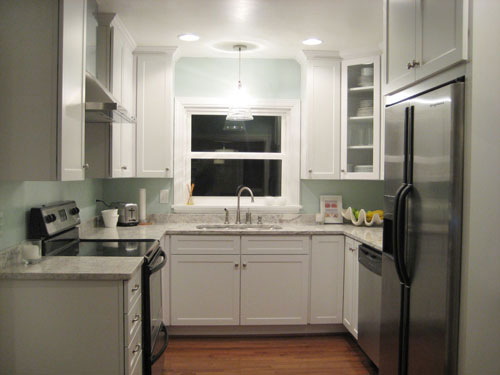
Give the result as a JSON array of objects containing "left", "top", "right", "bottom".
[
  {"left": 151, "top": 323, "right": 169, "bottom": 364},
  {"left": 148, "top": 249, "right": 167, "bottom": 275}
]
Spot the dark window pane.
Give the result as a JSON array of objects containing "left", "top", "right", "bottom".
[
  {"left": 191, "top": 115, "right": 281, "bottom": 153},
  {"left": 191, "top": 159, "right": 281, "bottom": 197}
]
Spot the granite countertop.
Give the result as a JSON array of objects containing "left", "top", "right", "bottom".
[
  {"left": 0, "top": 256, "right": 143, "bottom": 281},
  {"left": 81, "top": 222, "right": 383, "bottom": 251}
]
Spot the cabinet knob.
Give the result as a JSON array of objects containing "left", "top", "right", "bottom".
[
  {"left": 83, "top": 163, "right": 89, "bottom": 169},
  {"left": 234, "top": 263, "right": 239, "bottom": 268},
  {"left": 121, "top": 166, "right": 127, "bottom": 170},
  {"left": 407, "top": 60, "right": 421, "bottom": 70},
  {"left": 242, "top": 262, "right": 248, "bottom": 268},
  {"left": 131, "top": 284, "right": 140, "bottom": 292},
  {"left": 165, "top": 167, "right": 170, "bottom": 171},
  {"left": 407, "top": 61, "right": 413, "bottom": 70},
  {"left": 132, "top": 314, "right": 140, "bottom": 323},
  {"left": 341, "top": 169, "right": 346, "bottom": 173},
  {"left": 308, "top": 169, "right": 313, "bottom": 173},
  {"left": 132, "top": 344, "right": 141, "bottom": 354}
]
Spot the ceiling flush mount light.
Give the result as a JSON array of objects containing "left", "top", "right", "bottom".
[
  {"left": 302, "top": 38, "right": 323, "bottom": 46},
  {"left": 178, "top": 33, "right": 200, "bottom": 42},
  {"left": 226, "top": 44, "right": 253, "bottom": 122}
]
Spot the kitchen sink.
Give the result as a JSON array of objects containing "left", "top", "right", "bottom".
[{"left": 196, "top": 224, "right": 282, "bottom": 230}]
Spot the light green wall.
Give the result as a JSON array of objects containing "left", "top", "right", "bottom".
[
  {"left": 0, "top": 179, "right": 103, "bottom": 251},
  {"left": 175, "top": 57, "right": 301, "bottom": 98}
]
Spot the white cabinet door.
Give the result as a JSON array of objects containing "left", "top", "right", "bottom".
[
  {"left": 343, "top": 237, "right": 359, "bottom": 339},
  {"left": 415, "top": 0, "right": 467, "bottom": 80},
  {"left": 135, "top": 50, "right": 175, "bottom": 178},
  {"left": 111, "top": 26, "right": 124, "bottom": 104},
  {"left": 120, "top": 121, "right": 136, "bottom": 177},
  {"left": 301, "top": 57, "right": 341, "bottom": 180},
  {"left": 121, "top": 42, "right": 135, "bottom": 118},
  {"left": 384, "top": 0, "right": 417, "bottom": 93},
  {"left": 309, "top": 236, "right": 344, "bottom": 324},
  {"left": 340, "top": 56, "right": 381, "bottom": 180},
  {"left": 111, "top": 120, "right": 136, "bottom": 178},
  {"left": 59, "top": 0, "right": 86, "bottom": 181},
  {"left": 171, "top": 254, "right": 240, "bottom": 326},
  {"left": 240, "top": 254, "right": 309, "bottom": 325}
]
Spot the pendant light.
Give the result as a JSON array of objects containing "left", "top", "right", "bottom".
[{"left": 226, "top": 44, "right": 253, "bottom": 122}]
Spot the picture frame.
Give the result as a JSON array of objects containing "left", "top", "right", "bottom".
[{"left": 320, "top": 195, "right": 343, "bottom": 224}]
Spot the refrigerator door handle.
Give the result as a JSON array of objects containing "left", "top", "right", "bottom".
[
  {"left": 392, "top": 183, "right": 407, "bottom": 284},
  {"left": 396, "top": 183, "right": 413, "bottom": 286}
]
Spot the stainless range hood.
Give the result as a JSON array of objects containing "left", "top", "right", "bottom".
[{"left": 85, "top": 72, "right": 135, "bottom": 123}]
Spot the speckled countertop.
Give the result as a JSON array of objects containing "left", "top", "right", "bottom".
[
  {"left": 80, "top": 221, "right": 383, "bottom": 251},
  {"left": 0, "top": 214, "right": 382, "bottom": 281},
  {"left": 0, "top": 256, "right": 143, "bottom": 281}
]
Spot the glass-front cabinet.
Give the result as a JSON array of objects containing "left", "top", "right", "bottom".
[{"left": 340, "top": 56, "right": 381, "bottom": 180}]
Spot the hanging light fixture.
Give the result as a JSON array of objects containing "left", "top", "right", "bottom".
[{"left": 226, "top": 44, "right": 253, "bottom": 122}]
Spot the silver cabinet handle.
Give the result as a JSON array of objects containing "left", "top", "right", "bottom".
[
  {"left": 83, "top": 163, "right": 89, "bottom": 169},
  {"left": 131, "top": 284, "right": 140, "bottom": 292},
  {"left": 132, "top": 314, "right": 140, "bottom": 323},
  {"left": 242, "top": 262, "right": 247, "bottom": 268},
  {"left": 407, "top": 60, "right": 420, "bottom": 69},
  {"left": 132, "top": 344, "right": 141, "bottom": 354}
]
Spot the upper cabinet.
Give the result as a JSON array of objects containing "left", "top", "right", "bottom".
[
  {"left": 340, "top": 56, "right": 381, "bottom": 180},
  {"left": 96, "top": 13, "right": 137, "bottom": 119},
  {"left": 0, "top": 0, "right": 86, "bottom": 181},
  {"left": 300, "top": 52, "right": 342, "bottom": 180},
  {"left": 135, "top": 48, "right": 176, "bottom": 178},
  {"left": 301, "top": 51, "right": 382, "bottom": 181},
  {"left": 384, "top": 0, "right": 468, "bottom": 94}
]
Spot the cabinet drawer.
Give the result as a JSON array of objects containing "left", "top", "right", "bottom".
[
  {"left": 124, "top": 268, "right": 142, "bottom": 312},
  {"left": 241, "top": 236, "right": 310, "bottom": 255},
  {"left": 171, "top": 235, "right": 240, "bottom": 255},
  {"left": 124, "top": 294, "right": 142, "bottom": 346},
  {"left": 125, "top": 324, "right": 143, "bottom": 375}
]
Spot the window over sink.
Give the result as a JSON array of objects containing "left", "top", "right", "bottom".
[{"left": 173, "top": 98, "right": 301, "bottom": 212}]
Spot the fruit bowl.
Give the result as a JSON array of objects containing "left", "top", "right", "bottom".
[{"left": 342, "top": 207, "right": 383, "bottom": 227}]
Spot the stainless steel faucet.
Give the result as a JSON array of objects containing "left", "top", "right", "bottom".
[{"left": 235, "top": 186, "right": 254, "bottom": 224}]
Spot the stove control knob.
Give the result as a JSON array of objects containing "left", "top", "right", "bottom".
[
  {"left": 70, "top": 207, "right": 80, "bottom": 215},
  {"left": 45, "top": 214, "right": 56, "bottom": 223}
]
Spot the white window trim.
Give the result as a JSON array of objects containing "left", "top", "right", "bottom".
[{"left": 173, "top": 97, "right": 302, "bottom": 213}]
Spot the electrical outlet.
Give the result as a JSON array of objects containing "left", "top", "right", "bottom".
[{"left": 160, "top": 189, "right": 170, "bottom": 204}]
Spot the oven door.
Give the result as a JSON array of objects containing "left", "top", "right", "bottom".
[{"left": 143, "top": 248, "right": 168, "bottom": 375}]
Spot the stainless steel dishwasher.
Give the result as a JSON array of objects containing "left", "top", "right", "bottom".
[{"left": 358, "top": 243, "right": 382, "bottom": 367}]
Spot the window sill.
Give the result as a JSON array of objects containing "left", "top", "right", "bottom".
[{"left": 172, "top": 204, "right": 302, "bottom": 214}]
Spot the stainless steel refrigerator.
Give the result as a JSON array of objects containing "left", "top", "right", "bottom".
[{"left": 380, "top": 80, "right": 464, "bottom": 375}]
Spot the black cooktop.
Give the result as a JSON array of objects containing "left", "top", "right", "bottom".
[{"left": 54, "top": 240, "right": 157, "bottom": 257}]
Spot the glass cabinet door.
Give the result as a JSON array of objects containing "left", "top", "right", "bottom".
[{"left": 340, "top": 56, "right": 381, "bottom": 180}]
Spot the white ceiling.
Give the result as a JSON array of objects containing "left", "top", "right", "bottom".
[{"left": 97, "top": 0, "right": 383, "bottom": 59}]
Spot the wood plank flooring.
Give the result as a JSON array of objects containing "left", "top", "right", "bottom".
[{"left": 154, "top": 335, "right": 377, "bottom": 375}]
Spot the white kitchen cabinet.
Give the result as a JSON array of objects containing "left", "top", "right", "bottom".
[
  {"left": 240, "top": 254, "right": 310, "bottom": 325},
  {"left": 135, "top": 48, "right": 176, "bottom": 178},
  {"left": 170, "top": 254, "right": 241, "bottom": 326},
  {"left": 111, "top": 120, "right": 136, "bottom": 178},
  {"left": 384, "top": 0, "right": 468, "bottom": 94},
  {"left": 0, "top": 267, "right": 143, "bottom": 375},
  {"left": 340, "top": 56, "right": 381, "bottom": 180},
  {"left": 0, "top": 0, "right": 86, "bottom": 181},
  {"left": 343, "top": 237, "right": 360, "bottom": 339},
  {"left": 96, "top": 13, "right": 136, "bottom": 117},
  {"left": 300, "top": 52, "right": 342, "bottom": 180},
  {"left": 309, "top": 236, "right": 345, "bottom": 324}
]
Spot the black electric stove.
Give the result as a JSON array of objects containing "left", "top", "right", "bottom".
[{"left": 28, "top": 200, "right": 168, "bottom": 375}]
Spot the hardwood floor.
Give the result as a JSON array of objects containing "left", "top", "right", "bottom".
[{"left": 154, "top": 335, "right": 377, "bottom": 375}]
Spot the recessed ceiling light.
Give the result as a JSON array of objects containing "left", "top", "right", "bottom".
[
  {"left": 178, "top": 33, "right": 200, "bottom": 42},
  {"left": 302, "top": 38, "right": 323, "bottom": 46}
]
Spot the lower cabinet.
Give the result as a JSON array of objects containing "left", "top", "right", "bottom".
[
  {"left": 170, "top": 254, "right": 241, "bottom": 325},
  {"left": 0, "top": 267, "right": 143, "bottom": 375},
  {"left": 240, "top": 254, "right": 310, "bottom": 325},
  {"left": 309, "top": 235, "right": 345, "bottom": 324},
  {"left": 343, "top": 237, "right": 360, "bottom": 338}
]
